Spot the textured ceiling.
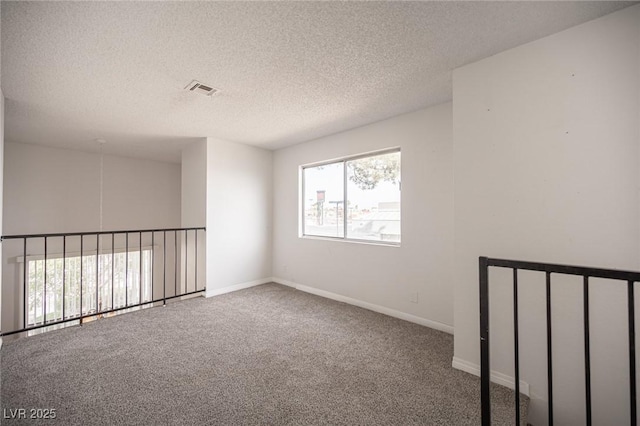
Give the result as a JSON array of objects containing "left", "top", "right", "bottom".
[{"left": 1, "top": 1, "right": 637, "bottom": 163}]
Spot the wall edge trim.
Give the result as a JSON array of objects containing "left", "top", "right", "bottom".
[{"left": 205, "top": 278, "right": 272, "bottom": 298}]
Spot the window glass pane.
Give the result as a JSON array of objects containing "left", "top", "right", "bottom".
[
  {"left": 346, "top": 151, "right": 401, "bottom": 242},
  {"left": 303, "top": 162, "right": 345, "bottom": 238},
  {"left": 26, "top": 249, "right": 153, "bottom": 327}
]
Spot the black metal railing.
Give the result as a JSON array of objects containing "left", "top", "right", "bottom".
[
  {"left": 0, "top": 227, "right": 205, "bottom": 337},
  {"left": 480, "top": 257, "right": 640, "bottom": 426}
]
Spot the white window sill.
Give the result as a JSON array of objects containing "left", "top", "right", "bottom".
[{"left": 300, "top": 234, "right": 401, "bottom": 248}]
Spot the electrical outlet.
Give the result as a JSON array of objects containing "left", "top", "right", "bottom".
[{"left": 410, "top": 292, "right": 419, "bottom": 303}]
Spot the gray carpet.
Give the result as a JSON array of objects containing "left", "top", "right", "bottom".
[{"left": 1, "top": 283, "right": 527, "bottom": 425}]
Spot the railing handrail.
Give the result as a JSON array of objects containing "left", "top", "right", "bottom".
[
  {"left": 480, "top": 256, "right": 640, "bottom": 426},
  {"left": 0, "top": 226, "right": 206, "bottom": 241},
  {"left": 485, "top": 257, "right": 640, "bottom": 282},
  {"left": 1, "top": 226, "right": 207, "bottom": 339}
]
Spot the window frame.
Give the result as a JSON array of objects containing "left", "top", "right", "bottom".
[{"left": 300, "top": 147, "right": 401, "bottom": 246}]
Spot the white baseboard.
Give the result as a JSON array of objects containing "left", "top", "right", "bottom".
[
  {"left": 452, "top": 356, "right": 530, "bottom": 397},
  {"left": 205, "top": 278, "right": 272, "bottom": 298},
  {"left": 271, "top": 277, "right": 454, "bottom": 335}
]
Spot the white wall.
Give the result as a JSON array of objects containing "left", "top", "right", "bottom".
[
  {"left": 181, "top": 139, "right": 207, "bottom": 228},
  {"left": 181, "top": 139, "right": 207, "bottom": 293},
  {"left": 2, "top": 142, "right": 182, "bottom": 331},
  {"left": 205, "top": 137, "right": 272, "bottom": 295},
  {"left": 453, "top": 5, "right": 640, "bottom": 424},
  {"left": 272, "top": 104, "right": 454, "bottom": 331},
  {"left": 3, "top": 142, "right": 181, "bottom": 234}
]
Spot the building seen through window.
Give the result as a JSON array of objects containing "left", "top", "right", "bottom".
[{"left": 302, "top": 149, "right": 401, "bottom": 243}]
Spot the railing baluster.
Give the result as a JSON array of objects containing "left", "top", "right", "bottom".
[
  {"left": 174, "top": 230, "right": 177, "bottom": 297},
  {"left": 163, "top": 231, "right": 167, "bottom": 306},
  {"left": 62, "top": 236, "right": 66, "bottom": 321},
  {"left": 195, "top": 229, "right": 198, "bottom": 291},
  {"left": 513, "top": 268, "right": 520, "bottom": 425},
  {"left": 185, "top": 229, "right": 188, "bottom": 294},
  {"left": 139, "top": 231, "right": 142, "bottom": 305},
  {"left": 125, "top": 232, "right": 128, "bottom": 307},
  {"left": 151, "top": 232, "right": 155, "bottom": 304},
  {"left": 23, "top": 237, "right": 27, "bottom": 329},
  {"left": 479, "top": 256, "right": 491, "bottom": 426},
  {"left": 44, "top": 237, "right": 47, "bottom": 325},
  {"left": 80, "top": 235, "right": 83, "bottom": 324},
  {"left": 629, "top": 280, "right": 637, "bottom": 426},
  {"left": 546, "top": 271, "right": 554, "bottom": 426},
  {"left": 584, "top": 276, "right": 592, "bottom": 426},
  {"left": 111, "top": 233, "right": 114, "bottom": 310},
  {"left": 96, "top": 235, "right": 99, "bottom": 315}
]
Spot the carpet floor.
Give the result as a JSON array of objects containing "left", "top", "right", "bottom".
[{"left": 1, "top": 283, "right": 527, "bottom": 425}]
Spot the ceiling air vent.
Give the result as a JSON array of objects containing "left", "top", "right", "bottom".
[{"left": 184, "top": 80, "right": 220, "bottom": 97}]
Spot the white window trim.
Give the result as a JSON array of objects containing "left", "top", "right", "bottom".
[{"left": 301, "top": 234, "right": 401, "bottom": 248}]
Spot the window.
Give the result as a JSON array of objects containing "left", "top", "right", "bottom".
[
  {"left": 302, "top": 149, "right": 401, "bottom": 244},
  {"left": 26, "top": 249, "right": 152, "bottom": 328}
]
